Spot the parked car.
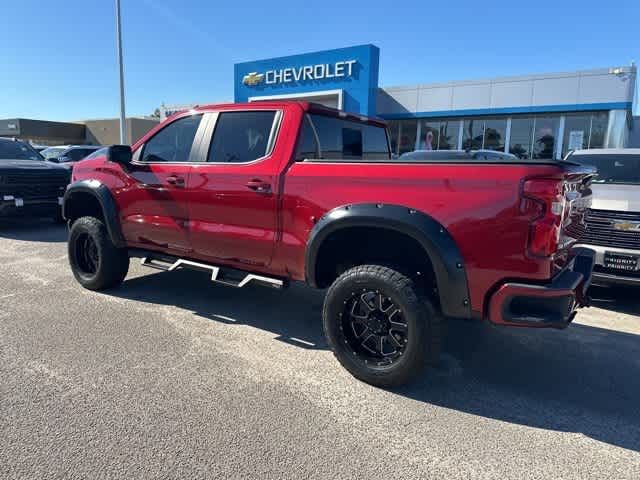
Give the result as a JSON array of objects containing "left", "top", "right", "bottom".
[
  {"left": 570, "top": 149, "right": 640, "bottom": 286},
  {"left": 0, "top": 137, "right": 70, "bottom": 222},
  {"left": 62, "top": 102, "right": 595, "bottom": 387},
  {"left": 41, "top": 145, "right": 101, "bottom": 165}
]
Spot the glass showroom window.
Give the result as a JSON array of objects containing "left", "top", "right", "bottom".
[
  {"left": 588, "top": 112, "right": 608, "bottom": 149},
  {"left": 509, "top": 117, "right": 534, "bottom": 158},
  {"left": 562, "top": 113, "right": 591, "bottom": 153},
  {"left": 483, "top": 117, "right": 507, "bottom": 151},
  {"left": 418, "top": 121, "right": 440, "bottom": 150},
  {"left": 439, "top": 120, "right": 460, "bottom": 150},
  {"left": 387, "top": 121, "right": 401, "bottom": 155},
  {"left": 532, "top": 116, "right": 559, "bottom": 159},
  {"left": 462, "top": 119, "right": 484, "bottom": 150},
  {"left": 398, "top": 120, "right": 417, "bottom": 155}
]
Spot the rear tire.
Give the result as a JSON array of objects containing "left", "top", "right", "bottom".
[
  {"left": 323, "top": 265, "right": 442, "bottom": 388},
  {"left": 68, "top": 216, "right": 129, "bottom": 290}
]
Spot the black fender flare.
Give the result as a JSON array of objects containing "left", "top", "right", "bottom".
[
  {"left": 63, "top": 179, "right": 126, "bottom": 248},
  {"left": 305, "top": 203, "right": 472, "bottom": 319}
]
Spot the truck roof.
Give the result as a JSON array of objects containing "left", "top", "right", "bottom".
[{"left": 192, "top": 101, "right": 387, "bottom": 127}]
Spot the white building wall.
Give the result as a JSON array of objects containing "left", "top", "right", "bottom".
[{"left": 378, "top": 66, "right": 636, "bottom": 116}]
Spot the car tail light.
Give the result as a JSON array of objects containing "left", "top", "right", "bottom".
[{"left": 521, "top": 178, "right": 566, "bottom": 257}]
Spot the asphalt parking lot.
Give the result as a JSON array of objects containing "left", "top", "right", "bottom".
[{"left": 1, "top": 220, "right": 640, "bottom": 479}]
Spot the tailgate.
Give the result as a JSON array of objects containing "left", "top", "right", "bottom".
[{"left": 559, "top": 164, "right": 596, "bottom": 252}]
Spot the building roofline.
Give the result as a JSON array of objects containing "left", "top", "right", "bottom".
[{"left": 381, "top": 65, "right": 637, "bottom": 91}]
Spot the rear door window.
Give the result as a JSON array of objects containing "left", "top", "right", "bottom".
[
  {"left": 308, "top": 114, "right": 390, "bottom": 161},
  {"left": 208, "top": 111, "right": 277, "bottom": 163}
]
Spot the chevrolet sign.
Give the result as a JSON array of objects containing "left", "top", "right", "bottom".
[{"left": 242, "top": 60, "right": 357, "bottom": 87}]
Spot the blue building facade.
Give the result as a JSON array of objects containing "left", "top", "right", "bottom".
[{"left": 234, "top": 44, "right": 380, "bottom": 117}]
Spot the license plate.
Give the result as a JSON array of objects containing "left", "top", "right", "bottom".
[
  {"left": 14, "top": 198, "right": 24, "bottom": 207},
  {"left": 604, "top": 252, "right": 640, "bottom": 272}
]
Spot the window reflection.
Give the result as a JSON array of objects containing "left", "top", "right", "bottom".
[
  {"left": 589, "top": 112, "right": 608, "bottom": 149},
  {"left": 563, "top": 113, "right": 590, "bottom": 153},
  {"left": 419, "top": 121, "right": 439, "bottom": 150},
  {"left": 462, "top": 119, "right": 484, "bottom": 150},
  {"left": 509, "top": 117, "right": 534, "bottom": 159},
  {"left": 532, "top": 116, "right": 558, "bottom": 159},
  {"left": 387, "top": 120, "right": 400, "bottom": 155},
  {"left": 439, "top": 120, "right": 459, "bottom": 150},
  {"left": 398, "top": 120, "right": 417, "bottom": 154},
  {"left": 483, "top": 118, "right": 507, "bottom": 151}
]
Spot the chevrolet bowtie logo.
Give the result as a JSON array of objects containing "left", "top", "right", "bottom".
[
  {"left": 242, "top": 72, "right": 265, "bottom": 86},
  {"left": 613, "top": 221, "right": 640, "bottom": 232}
]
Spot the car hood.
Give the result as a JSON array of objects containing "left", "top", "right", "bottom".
[
  {"left": 0, "top": 159, "right": 69, "bottom": 174},
  {"left": 591, "top": 184, "right": 640, "bottom": 212}
]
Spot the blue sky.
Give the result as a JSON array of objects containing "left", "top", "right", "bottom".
[{"left": 1, "top": 0, "right": 638, "bottom": 120}]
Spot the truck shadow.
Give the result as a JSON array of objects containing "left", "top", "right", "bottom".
[
  {"left": 0, "top": 219, "right": 67, "bottom": 243},
  {"left": 110, "top": 269, "right": 640, "bottom": 452},
  {"left": 589, "top": 284, "right": 640, "bottom": 316}
]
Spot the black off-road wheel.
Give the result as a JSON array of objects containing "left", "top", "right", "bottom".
[
  {"left": 68, "top": 216, "right": 129, "bottom": 290},
  {"left": 323, "top": 265, "right": 442, "bottom": 388}
]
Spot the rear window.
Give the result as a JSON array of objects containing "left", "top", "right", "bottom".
[
  {"left": 570, "top": 153, "right": 640, "bottom": 185},
  {"left": 298, "top": 114, "right": 390, "bottom": 161}
]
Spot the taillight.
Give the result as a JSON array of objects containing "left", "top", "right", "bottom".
[{"left": 521, "top": 178, "right": 566, "bottom": 257}]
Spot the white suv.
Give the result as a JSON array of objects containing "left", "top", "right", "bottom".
[{"left": 570, "top": 149, "right": 640, "bottom": 286}]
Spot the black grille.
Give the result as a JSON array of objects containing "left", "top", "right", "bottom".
[
  {"left": 4, "top": 173, "right": 68, "bottom": 185},
  {"left": 581, "top": 209, "right": 640, "bottom": 250},
  {"left": 1, "top": 172, "right": 69, "bottom": 200}
]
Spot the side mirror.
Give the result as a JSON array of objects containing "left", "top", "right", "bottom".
[
  {"left": 58, "top": 156, "right": 71, "bottom": 163},
  {"left": 107, "top": 145, "right": 132, "bottom": 165}
]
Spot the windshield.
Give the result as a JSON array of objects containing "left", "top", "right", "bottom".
[
  {"left": 570, "top": 153, "right": 640, "bottom": 185},
  {"left": 40, "top": 147, "right": 68, "bottom": 159},
  {"left": 0, "top": 140, "right": 43, "bottom": 160}
]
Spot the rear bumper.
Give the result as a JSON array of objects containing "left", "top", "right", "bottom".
[
  {"left": 0, "top": 197, "right": 63, "bottom": 218},
  {"left": 487, "top": 248, "right": 595, "bottom": 329},
  {"left": 574, "top": 243, "right": 640, "bottom": 287}
]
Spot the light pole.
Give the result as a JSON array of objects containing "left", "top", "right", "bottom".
[{"left": 115, "top": 0, "right": 127, "bottom": 144}]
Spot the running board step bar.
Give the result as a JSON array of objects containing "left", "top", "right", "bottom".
[{"left": 139, "top": 256, "right": 285, "bottom": 290}]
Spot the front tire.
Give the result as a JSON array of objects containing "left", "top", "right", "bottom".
[
  {"left": 68, "top": 216, "right": 129, "bottom": 290},
  {"left": 323, "top": 265, "right": 441, "bottom": 388}
]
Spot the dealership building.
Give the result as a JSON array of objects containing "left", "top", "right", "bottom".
[{"left": 166, "top": 44, "right": 638, "bottom": 159}]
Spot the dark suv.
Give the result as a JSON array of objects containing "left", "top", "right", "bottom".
[{"left": 0, "top": 137, "right": 70, "bottom": 222}]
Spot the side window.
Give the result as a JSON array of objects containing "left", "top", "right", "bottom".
[
  {"left": 142, "top": 114, "right": 203, "bottom": 163},
  {"left": 295, "top": 115, "right": 319, "bottom": 160},
  {"left": 342, "top": 127, "right": 363, "bottom": 158},
  {"left": 363, "top": 125, "right": 390, "bottom": 160},
  {"left": 208, "top": 111, "right": 276, "bottom": 163},
  {"left": 309, "top": 114, "right": 390, "bottom": 161}
]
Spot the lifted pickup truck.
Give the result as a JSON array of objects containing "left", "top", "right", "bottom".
[{"left": 63, "top": 102, "right": 595, "bottom": 387}]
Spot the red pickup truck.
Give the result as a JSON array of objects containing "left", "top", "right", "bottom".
[{"left": 63, "top": 101, "right": 595, "bottom": 387}]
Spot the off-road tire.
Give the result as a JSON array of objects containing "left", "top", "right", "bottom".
[
  {"left": 68, "top": 216, "right": 129, "bottom": 290},
  {"left": 323, "top": 265, "right": 442, "bottom": 388}
]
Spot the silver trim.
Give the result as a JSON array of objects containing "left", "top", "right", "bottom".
[{"left": 140, "top": 257, "right": 284, "bottom": 289}]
